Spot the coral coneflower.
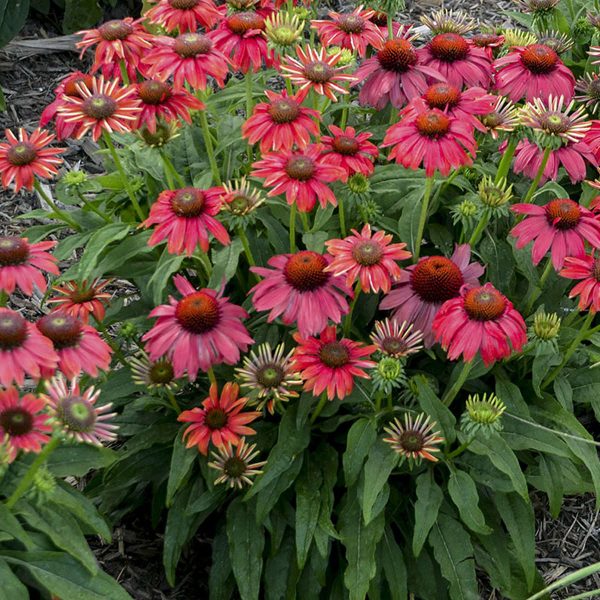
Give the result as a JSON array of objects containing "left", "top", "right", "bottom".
[
  {"left": 324, "top": 224, "right": 411, "bottom": 293},
  {"left": 383, "top": 413, "right": 443, "bottom": 463},
  {"left": 471, "top": 32, "right": 505, "bottom": 59},
  {"left": 480, "top": 96, "right": 520, "bottom": 139},
  {"left": 251, "top": 145, "right": 346, "bottom": 212},
  {"left": 320, "top": 125, "right": 378, "bottom": 179},
  {"left": 560, "top": 252, "right": 600, "bottom": 312},
  {"left": 142, "top": 187, "right": 230, "bottom": 255},
  {"left": 142, "top": 275, "right": 253, "bottom": 380},
  {"left": 209, "top": 437, "right": 266, "bottom": 489},
  {"left": 242, "top": 89, "right": 320, "bottom": 152},
  {"left": 380, "top": 244, "right": 484, "bottom": 346},
  {"left": 178, "top": 382, "right": 260, "bottom": 455},
  {"left": 48, "top": 279, "right": 111, "bottom": 324},
  {"left": 494, "top": 44, "right": 575, "bottom": 103},
  {"left": 144, "top": 0, "right": 222, "bottom": 33},
  {"left": 292, "top": 325, "right": 376, "bottom": 400},
  {"left": 370, "top": 318, "right": 424, "bottom": 358},
  {"left": 0, "top": 128, "right": 65, "bottom": 193},
  {"left": 130, "top": 352, "right": 179, "bottom": 391},
  {"left": 0, "top": 388, "right": 51, "bottom": 453},
  {"left": 250, "top": 250, "right": 351, "bottom": 336},
  {"left": 0, "top": 236, "right": 58, "bottom": 296}
]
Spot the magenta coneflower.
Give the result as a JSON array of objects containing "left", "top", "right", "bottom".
[
  {"left": 560, "top": 252, "right": 600, "bottom": 312},
  {"left": 320, "top": 125, "right": 378, "bottom": 179},
  {"left": 312, "top": 6, "right": 384, "bottom": 57},
  {"left": 383, "top": 99, "right": 477, "bottom": 176},
  {"left": 242, "top": 89, "right": 320, "bottom": 152},
  {"left": 510, "top": 199, "right": 600, "bottom": 270},
  {"left": 292, "top": 325, "right": 376, "bottom": 400},
  {"left": 251, "top": 145, "right": 346, "bottom": 212},
  {"left": 250, "top": 250, "right": 351, "bottom": 336},
  {"left": 142, "top": 187, "right": 230, "bottom": 255},
  {"left": 370, "top": 318, "right": 423, "bottom": 358},
  {"left": 433, "top": 283, "right": 527, "bottom": 365},
  {"left": 208, "top": 437, "right": 266, "bottom": 489},
  {"left": 494, "top": 44, "right": 575, "bottom": 103},
  {"left": 48, "top": 279, "right": 111, "bottom": 324},
  {"left": 380, "top": 244, "right": 484, "bottom": 346},
  {"left": 0, "top": 236, "right": 58, "bottom": 296},
  {"left": 0, "top": 388, "right": 51, "bottom": 454},
  {"left": 145, "top": 0, "right": 222, "bottom": 32},
  {"left": 324, "top": 224, "right": 411, "bottom": 293},
  {"left": 0, "top": 128, "right": 65, "bottom": 193},
  {"left": 142, "top": 275, "right": 253, "bottom": 380}
]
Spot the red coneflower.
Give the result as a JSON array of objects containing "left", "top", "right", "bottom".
[
  {"left": 292, "top": 325, "right": 376, "bottom": 400},
  {"left": 0, "top": 128, "right": 65, "bottom": 193},
  {"left": 561, "top": 252, "right": 600, "bottom": 312},
  {"left": 145, "top": 0, "right": 222, "bottom": 33},
  {"left": 0, "top": 236, "right": 59, "bottom": 297},
  {"left": 178, "top": 382, "right": 260, "bottom": 455},
  {"left": 48, "top": 279, "right": 112, "bottom": 324},
  {"left": 320, "top": 125, "right": 378, "bottom": 179}
]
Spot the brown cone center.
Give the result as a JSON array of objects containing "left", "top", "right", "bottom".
[
  {"left": 7, "top": 143, "right": 37, "bottom": 166},
  {"left": 424, "top": 83, "right": 461, "bottom": 109},
  {"left": 176, "top": 292, "right": 220, "bottom": 333},
  {"left": 174, "top": 33, "right": 213, "bottom": 57},
  {"left": 284, "top": 251, "right": 329, "bottom": 291},
  {"left": 0, "top": 313, "right": 28, "bottom": 350},
  {"left": 351, "top": 240, "right": 384, "bottom": 266},
  {"left": 285, "top": 156, "right": 315, "bottom": 181},
  {"left": 429, "top": 33, "right": 470, "bottom": 62},
  {"left": 377, "top": 39, "right": 418, "bottom": 73},
  {"left": 415, "top": 111, "right": 451, "bottom": 137},
  {"left": 0, "top": 237, "right": 30, "bottom": 266},
  {"left": 267, "top": 99, "right": 300, "bottom": 123},
  {"left": 98, "top": 20, "right": 133, "bottom": 41},
  {"left": 410, "top": 256, "right": 464, "bottom": 302},
  {"left": 319, "top": 341, "right": 350, "bottom": 368},
  {"left": 520, "top": 44, "right": 558, "bottom": 74},
  {"left": 171, "top": 188, "right": 206, "bottom": 217},
  {"left": 37, "top": 313, "right": 83, "bottom": 349},
  {"left": 83, "top": 95, "right": 118, "bottom": 120},
  {"left": 332, "top": 135, "right": 359, "bottom": 155},
  {"left": 139, "top": 80, "right": 172, "bottom": 105},
  {"left": 545, "top": 199, "right": 581, "bottom": 230},
  {"left": 0, "top": 408, "right": 34, "bottom": 436},
  {"left": 463, "top": 287, "right": 506, "bottom": 321}
]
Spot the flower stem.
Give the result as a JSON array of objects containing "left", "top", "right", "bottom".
[
  {"left": 387, "top": 14, "right": 394, "bottom": 39},
  {"left": 524, "top": 257, "right": 554, "bottom": 314},
  {"left": 413, "top": 176, "right": 434, "bottom": 263},
  {"left": 446, "top": 439, "right": 472, "bottom": 460},
  {"left": 522, "top": 147, "right": 552, "bottom": 204},
  {"left": 76, "top": 189, "right": 111, "bottom": 223},
  {"left": 343, "top": 281, "right": 362, "bottom": 337},
  {"left": 119, "top": 60, "right": 130, "bottom": 85},
  {"left": 93, "top": 315, "right": 129, "bottom": 367},
  {"left": 5, "top": 436, "right": 61, "bottom": 509},
  {"left": 160, "top": 149, "right": 185, "bottom": 188},
  {"left": 166, "top": 389, "right": 181, "bottom": 414},
  {"left": 0, "top": 291, "right": 8, "bottom": 307},
  {"left": 442, "top": 361, "right": 473, "bottom": 407},
  {"left": 198, "top": 109, "right": 222, "bottom": 185},
  {"left": 340, "top": 106, "right": 348, "bottom": 130},
  {"left": 495, "top": 138, "right": 518, "bottom": 184},
  {"left": 468, "top": 214, "right": 489, "bottom": 247},
  {"left": 285, "top": 77, "right": 294, "bottom": 96},
  {"left": 338, "top": 195, "right": 347, "bottom": 237},
  {"left": 245, "top": 71, "right": 254, "bottom": 164},
  {"left": 310, "top": 392, "right": 328, "bottom": 424},
  {"left": 237, "top": 227, "right": 260, "bottom": 283},
  {"left": 290, "top": 203, "right": 297, "bottom": 253},
  {"left": 207, "top": 367, "right": 217, "bottom": 386},
  {"left": 34, "top": 180, "right": 81, "bottom": 231}
]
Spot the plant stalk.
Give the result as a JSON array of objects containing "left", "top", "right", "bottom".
[
  {"left": 198, "top": 110, "right": 222, "bottom": 185},
  {"left": 413, "top": 176, "right": 434, "bottom": 263},
  {"left": 442, "top": 361, "right": 473, "bottom": 406},
  {"left": 521, "top": 147, "right": 552, "bottom": 204}
]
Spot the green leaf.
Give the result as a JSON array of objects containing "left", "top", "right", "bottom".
[
  {"left": 149, "top": 249, "right": 185, "bottom": 305},
  {"left": 264, "top": 535, "right": 297, "bottom": 600},
  {"left": 447, "top": 470, "right": 491, "bottom": 535},
  {"left": 538, "top": 455, "right": 564, "bottom": 518},
  {"left": 380, "top": 527, "right": 407, "bottom": 600},
  {"left": 62, "top": 0, "right": 102, "bottom": 33},
  {"left": 47, "top": 444, "right": 115, "bottom": 477},
  {"left": 397, "top": 189, "right": 423, "bottom": 255},
  {"left": 532, "top": 345, "right": 561, "bottom": 397},
  {"left": 77, "top": 224, "right": 131, "bottom": 282},
  {"left": 0, "top": 558, "right": 28, "bottom": 600},
  {"left": 413, "top": 375, "right": 457, "bottom": 443},
  {"left": 478, "top": 237, "right": 514, "bottom": 294},
  {"left": 412, "top": 471, "right": 443, "bottom": 557},
  {"left": 360, "top": 440, "right": 397, "bottom": 524},
  {"left": 209, "top": 526, "right": 235, "bottom": 600},
  {"left": 93, "top": 231, "right": 153, "bottom": 277},
  {"left": 295, "top": 455, "right": 322, "bottom": 569},
  {"left": 343, "top": 418, "right": 377, "bottom": 487},
  {"left": 0, "top": 0, "right": 29, "bottom": 48},
  {"left": 0, "top": 502, "right": 34, "bottom": 549},
  {"left": 209, "top": 238, "right": 244, "bottom": 288},
  {"left": 166, "top": 431, "right": 197, "bottom": 507},
  {"left": 428, "top": 513, "right": 479, "bottom": 600},
  {"left": 226, "top": 498, "right": 265, "bottom": 600},
  {"left": 302, "top": 231, "right": 329, "bottom": 253}
]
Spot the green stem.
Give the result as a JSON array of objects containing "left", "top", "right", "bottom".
[
  {"left": 285, "top": 77, "right": 294, "bottom": 96},
  {"left": 442, "top": 361, "right": 473, "bottom": 407},
  {"left": 195, "top": 250, "right": 212, "bottom": 281},
  {"left": 34, "top": 180, "right": 81, "bottom": 231},
  {"left": 413, "top": 176, "right": 434, "bottom": 263},
  {"left": 374, "top": 391, "right": 383, "bottom": 412},
  {"left": 468, "top": 213, "right": 490, "bottom": 247},
  {"left": 310, "top": 392, "right": 328, "bottom": 424},
  {"left": 300, "top": 210, "right": 310, "bottom": 232},
  {"left": 5, "top": 436, "right": 60, "bottom": 508},
  {"left": 343, "top": 281, "right": 362, "bottom": 337},
  {"left": 119, "top": 60, "right": 130, "bottom": 85},
  {"left": 524, "top": 257, "right": 554, "bottom": 314},
  {"left": 102, "top": 132, "right": 145, "bottom": 221},
  {"left": 198, "top": 109, "right": 222, "bottom": 185},
  {"left": 237, "top": 227, "right": 260, "bottom": 283},
  {"left": 76, "top": 190, "right": 111, "bottom": 223},
  {"left": 525, "top": 562, "right": 600, "bottom": 600},
  {"left": 338, "top": 195, "right": 347, "bottom": 237},
  {"left": 160, "top": 150, "right": 185, "bottom": 188},
  {"left": 387, "top": 14, "right": 394, "bottom": 39},
  {"left": 207, "top": 367, "right": 217, "bottom": 386},
  {"left": 495, "top": 138, "right": 518, "bottom": 184},
  {"left": 290, "top": 203, "right": 297, "bottom": 253},
  {"left": 93, "top": 315, "right": 129, "bottom": 367},
  {"left": 0, "top": 291, "right": 8, "bottom": 307},
  {"left": 166, "top": 389, "right": 181, "bottom": 414},
  {"left": 245, "top": 71, "right": 254, "bottom": 164},
  {"left": 339, "top": 106, "right": 348, "bottom": 130},
  {"left": 522, "top": 147, "right": 552, "bottom": 204},
  {"left": 446, "top": 440, "right": 472, "bottom": 460}
]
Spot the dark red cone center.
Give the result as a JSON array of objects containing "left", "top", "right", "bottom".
[{"left": 410, "top": 256, "right": 463, "bottom": 302}]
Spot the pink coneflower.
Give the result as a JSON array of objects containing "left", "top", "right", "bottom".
[
  {"left": 494, "top": 44, "right": 575, "bottom": 103},
  {"left": 0, "top": 308, "right": 58, "bottom": 386},
  {"left": 583, "top": 122, "right": 600, "bottom": 163},
  {"left": 37, "top": 312, "right": 112, "bottom": 380},
  {"left": 249, "top": 250, "right": 351, "bottom": 336},
  {"left": 480, "top": 96, "right": 520, "bottom": 139},
  {"left": 383, "top": 413, "right": 443, "bottom": 464},
  {"left": 471, "top": 32, "right": 505, "bottom": 59},
  {"left": 76, "top": 18, "right": 153, "bottom": 81},
  {"left": 0, "top": 236, "right": 58, "bottom": 296},
  {"left": 324, "top": 224, "right": 411, "bottom": 293},
  {"left": 353, "top": 36, "right": 444, "bottom": 110},
  {"left": 56, "top": 76, "right": 141, "bottom": 141},
  {"left": 421, "top": 33, "right": 493, "bottom": 89},
  {"left": 241, "top": 90, "right": 320, "bottom": 152},
  {"left": 208, "top": 437, "right": 266, "bottom": 489},
  {"left": 142, "top": 275, "right": 253, "bottom": 380},
  {"left": 178, "top": 382, "right": 260, "bottom": 455},
  {"left": 251, "top": 145, "right": 346, "bottom": 212},
  {"left": 145, "top": 0, "right": 222, "bottom": 33},
  {"left": 380, "top": 244, "right": 484, "bottom": 346},
  {"left": 370, "top": 318, "right": 423, "bottom": 358},
  {"left": 142, "top": 33, "right": 229, "bottom": 91},
  {"left": 312, "top": 6, "right": 384, "bottom": 57},
  {"left": 0, "top": 128, "right": 64, "bottom": 193},
  {"left": 560, "top": 252, "right": 600, "bottom": 312},
  {"left": 142, "top": 187, "right": 230, "bottom": 255},
  {"left": 510, "top": 199, "right": 600, "bottom": 270},
  {"left": 383, "top": 99, "right": 477, "bottom": 176},
  {"left": 320, "top": 125, "right": 378, "bottom": 179},
  {"left": 47, "top": 279, "right": 112, "bottom": 324},
  {"left": 43, "top": 377, "right": 118, "bottom": 446},
  {"left": 0, "top": 388, "right": 51, "bottom": 453},
  {"left": 292, "top": 325, "right": 376, "bottom": 400},
  {"left": 281, "top": 46, "right": 356, "bottom": 102}
]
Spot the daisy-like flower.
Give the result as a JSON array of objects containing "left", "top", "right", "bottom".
[
  {"left": 251, "top": 145, "right": 346, "bottom": 212},
  {"left": 471, "top": 32, "right": 505, "bottom": 59},
  {"left": 383, "top": 413, "right": 443, "bottom": 464},
  {"left": 264, "top": 12, "right": 304, "bottom": 55},
  {"left": 0, "top": 128, "right": 65, "bottom": 193},
  {"left": 219, "top": 178, "right": 266, "bottom": 227},
  {"left": 241, "top": 89, "right": 320, "bottom": 152},
  {"left": 576, "top": 74, "right": 600, "bottom": 114},
  {"left": 324, "top": 223, "right": 411, "bottom": 293},
  {"left": 235, "top": 343, "right": 302, "bottom": 413},
  {"left": 292, "top": 325, "right": 376, "bottom": 400},
  {"left": 460, "top": 393, "right": 506, "bottom": 437},
  {"left": 320, "top": 125, "right": 378, "bottom": 179},
  {"left": 281, "top": 46, "right": 356, "bottom": 102},
  {"left": 250, "top": 250, "right": 351, "bottom": 336},
  {"left": 515, "top": 0, "right": 560, "bottom": 13},
  {"left": 37, "top": 312, "right": 112, "bottom": 379},
  {"left": 311, "top": 6, "right": 384, "bottom": 57},
  {"left": 0, "top": 236, "right": 58, "bottom": 296},
  {"left": 178, "top": 382, "right": 260, "bottom": 455},
  {"left": 143, "top": 33, "right": 230, "bottom": 91},
  {"left": 47, "top": 279, "right": 111, "bottom": 324},
  {"left": 511, "top": 199, "right": 600, "bottom": 270},
  {"left": 209, "top": 438, "right": 266, "bottom": 489},
  {"left": 536, "top": 30, "right": 573, "bottom": 55},
  {"left": 0, "top": 388, "right": 51, "bottom": 453},
  {"left": 56, "top": 76, "right": 141, "bottom": 141},
  {"left": 370, "top": 318, "right": 423, "bottom": 358},
  {"left": 130, "top": 351, "right": 179, "bottom": 392},
  {"left": 433, "top": 283, "right": 527, "bottom": 365},
  {"left": 76, "top": 18, "right": 153, "bottom": 81},
  {"left": 421, "top": 33, "right": 493, "bottom": 90},
  {"left": 494, "top": 44, "right": 575, "bottom": 103},
  {"left": 0, "top": 308, "right": 58, "bottom": 386},
  {"left": 142, "top": 187, "right": 230, "bottom": 255},
  {"left": 420, "top": 8, "right": 476, "bottom": 35},
  {"left": 561, "top": 252, "right": 600, "bottom": 312},
  {"left": 479, "top": 96, "right": 520, "bottom": 139},
  {"left": 354, "top": 36, "right": 444, "bottom": 110},
  {"left": 380, "top": 244, "right": 484, "bottom": 346},
  {"left": 142, "top": 275, "right": 253, "bottom": 380},
  {"left": 383, "top": 99, "right": 477, "bottom": 177},
  {"left": 144, "top": 0, "right": 222, "bottom": 33}
]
